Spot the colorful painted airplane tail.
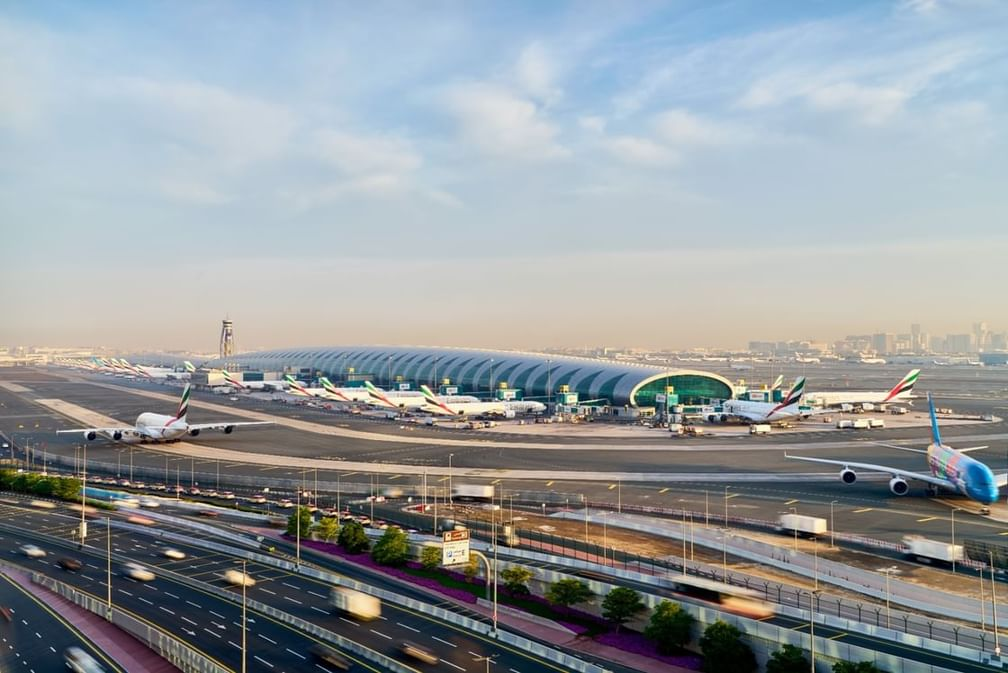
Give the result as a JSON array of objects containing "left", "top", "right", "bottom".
[
  {"left": 883, "top": 369, "right": 921, "bottom": 403},
  {"left": 184, "top": 361, "right": 195, "bottom": 373},
  {"left": 222, "top": 370, "right": 244, "bottom": 388},
  {"left": 927, "top": 393, "right": 942, "bottom": 446},
  {"left": 770, "top": 374, "right": 784, "bottom": 391},
  {"left": 767, "top": 377, "right": 806, "bottom": 418},
  {"left": 175, "top": 383, "right": 191, "bottom": 422},
  {"left": 419, "top": 384, "right": 438, "bottom": 403}
]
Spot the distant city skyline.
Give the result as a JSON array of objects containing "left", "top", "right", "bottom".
[{"left": 3, "top": 2, "right": 1006, "bottom": 350}]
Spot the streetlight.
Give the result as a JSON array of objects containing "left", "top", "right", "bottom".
[
  {"left": 991, "top": 551, "right": 1001, "bottom": 658},
  {"left": 473, "top": 654, "right": 497, "bottom": 673},
  {"left": 237, "top": 559, "right": 248, "bottom": 673},
  {"left": 789, "top": 507, "right": 798, "bottom": 551},
  {"left": 882, "top": 567, "right": 896, "bottom": 629},
  {"left": 809, "top": 589, "right": 822, "bottom": 673},
  {"left": 296, "top": 481, "right": 302, "bottom": 569},
  {"left": 829, "top": 500, "right": 838, "bottom": 549},
  {"left": 448, "top": 453, "right": 454, "bottom": 507},
  {"left": 723, "top": 486, "right": 730, "bottom": 530},
  {"left": 79, "top": 443, "right": 88, "bottom": 546},
  {"left": 951, "top": 508, "right": 961, "bottom": 574},
  {"left": 105, "top": 516, "right": 112, "bottom": 621}
]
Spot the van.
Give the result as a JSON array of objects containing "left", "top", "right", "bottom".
[
  {"left": 868, "top": 419, "right": 886, "bottom": 429},
  {"left": 749, "top": 424, "right": 771, "bottom": 435},
  {"left": 852, "top": 419, "right": 871, "bottom": 430},
  {"left": 836, "top": 420, "right": 854, "bottom": 429}
]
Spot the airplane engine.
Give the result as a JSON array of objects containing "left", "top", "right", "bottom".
[
  {"left": 84, "top": 430, "right": 97, "bottom": 441},
  {"left": 721, "top": 414, "right": 729, "bottom": 423},
  {"left": 889, "top": 477, "right": 909, "bottom": 495},
  {"left": 840, "top": 468, "right": 857, "bottom": 484},
  {"left": 111, "top": 430, "right": 123, "bottom": 441},
  {"left": 223, "top": 425, "right": 234, "bottom": 434},
  {"left": 707, "top": 415, "right": 719, "bottom": 423},
  {"left": 188, "top": 428, "right": 200, "bottom": 437}
]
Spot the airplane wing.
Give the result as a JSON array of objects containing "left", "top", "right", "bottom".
[
  {"left": 959, "top": 446, "right": 989, "bottom": 453},
  {"left": 186, "top": 421, "right": 274, "bottom": 432},
  {"left": 870, "top": 442, "right": 927, "bottom": 454},
  {"left": 57, "top": 427, "right": 152, "bottom": 440},
  {"left": 784, "top": 453, "right": 955, "bottom": 490}
]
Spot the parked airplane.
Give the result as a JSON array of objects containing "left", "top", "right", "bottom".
[
  {"left": 711, "top": 377, "right": 806, "bottom": 424},
  {"left": 56, "top": 383, "right": 271, "bottom": 443},
  {"left": 770, "top": 374, "right": 784, "bottom": 392},
  {"left": 786, "top": 394, "right": 1003, "bottom": 506},
  {"left": 419, "top": 385, "right": 507, "bottom": 416},
  {"left": 804, "top": 369, "right": 920, "bottom": 408},
  {"left": 794, "top": 352, "right": 821, "bottom": 364}
]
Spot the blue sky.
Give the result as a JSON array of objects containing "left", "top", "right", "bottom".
[{"left": 2, "top": 1, "right": 1006, "bottom": 351}]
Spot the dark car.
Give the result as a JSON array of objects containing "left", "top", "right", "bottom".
[
  {"left": 58, "top": 557, "right": 82, "bottom": 571},
  {"left": 309, "top": 644, "right": 351, "bottom": 670}
]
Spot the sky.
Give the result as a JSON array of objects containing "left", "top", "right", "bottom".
[{"left": 2, "top": 0, "right": 1006, "bottom": 352}]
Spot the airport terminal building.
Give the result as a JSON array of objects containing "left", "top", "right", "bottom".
[{"left": 212, "top": 346, "right": 733, "bottom": 408}]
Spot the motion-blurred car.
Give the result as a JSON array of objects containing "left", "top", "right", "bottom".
[
  {"left": 58, "top": 557, "right": 82, "bottom": 571},
  {"left": 222, "top": 569, "right": 256, "bottom": 587},
  {"left": 162, "top": 548, "right": 186, "bottom": 560},
  {"left": 19, "top": 544, "right": 46, "bottom": 558},
  {"left": 309, "top": 644, "right": 351, "bottom": 670},
  {"left": 121, "top": 563, "right": 155, "bottom": 582},
  {"left": 400, "top": 641, "right": 438, "bottom": 664},
  {"left": 139, "top": 498, "right": 160, "bottom": 508},
  {"left": 63, "top": 646, "right": 107, "bottom": 673}
]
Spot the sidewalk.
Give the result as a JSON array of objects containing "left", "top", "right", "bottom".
[
  {"left": 253, "top": 528, "right": 699, "bottom": 673},
  {"left": 5, "top": 569, "right": 179, "bottom": 673}
]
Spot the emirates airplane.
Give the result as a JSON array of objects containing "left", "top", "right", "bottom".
[{"left": 56, "top": 383, "right": 271, "bottom": 443}]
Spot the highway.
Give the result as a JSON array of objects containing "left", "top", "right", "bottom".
[
  {"left": 0, "top": 500, "right": 624, "bottom": 673},
  {"left": 0, "top": 570, "right": 125, "bottom": 673}
]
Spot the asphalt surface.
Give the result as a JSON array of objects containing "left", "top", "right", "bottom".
[
  {"left": 0, "top": 498, "right": 622, "bottom": 673},
  {"left": 0, "top": 568, "right": 126, "bottom": 673}
]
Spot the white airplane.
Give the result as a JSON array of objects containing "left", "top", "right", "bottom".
[
  {"left": 794, "top": 352, "right": 821, "bottom": 364},
  {"left": 710, "top": 377, "right": 806, "bottom": 424},
  {"left": 419, "top": 384, "right": 546, "bottom": 416},
  {"left": 786, "top": 394, "right": 1004, "bottom": 505},
  {"left": 221, "top": 370, "right": 287, "bottom": 392},
  {"left": 770, "top": 374, "right": 784, "bottom": 391},
  {"left": 56, "top": 383, "right": 271, "bottom": 443},
  {"left": 804, "top": 369, "right": 919, "bottom": 408}
]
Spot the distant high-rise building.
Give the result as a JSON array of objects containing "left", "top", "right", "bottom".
[
  {"left": 974, "top": 322, "right": 990, "bottom": 351},
  {"left": 929, "top": 335, "right": 946, "bottom": 354},
  {"left": 871, "top": 333, "right": 895, "bottom": 355},
  {"left": 911, "top": 323, "right": 922, "bottom": 352},
  {"left": 990, "top": 332, "right": 1008, "bottom": 351},
  {"left": 946, "top": 333, "right": 974, "bottom": 354},
  {"left": 219, "top": 319, "right": 236, "bottom": 360}
]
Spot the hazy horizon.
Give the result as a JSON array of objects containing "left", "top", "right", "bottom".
[{"left": 3, "top": 2, "right": 1006, "bottom": 352}]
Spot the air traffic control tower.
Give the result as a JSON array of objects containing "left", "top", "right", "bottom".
[{"left": 219, "top": 319, "right": 235, "bottom": 361}]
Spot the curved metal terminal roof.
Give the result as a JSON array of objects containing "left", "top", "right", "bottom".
[{"left": 212, "top": 346, "right": 733, "bottom": 407}]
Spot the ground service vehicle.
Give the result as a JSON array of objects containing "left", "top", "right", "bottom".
[
  {"left": 452, "top": 484, "right": 494, "bottom": 500},
  {"left": 903, "top": 535, "right": 965, "bottom": 564},
  {"left": 749, "top": 424, "right": 771, "bottom": 435},
  {"left": 400, "top": 641, "right": 439, "bottom": 664},
  {"left": 852, "top": 419, "right": 871, "bottom": 429},
  {"left": 778, "top": 514, "right": 827, "bottom": 536},
  {"left": 330, "top": 587, "right": 381, "bottom": 620}
]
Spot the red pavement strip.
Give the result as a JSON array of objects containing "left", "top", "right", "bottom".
[
  {"left": 5, "top": 569, "right": 180, "bottom": 673},
  {"left": 254, "top": 528, "right": 697, "bottom": 673}
]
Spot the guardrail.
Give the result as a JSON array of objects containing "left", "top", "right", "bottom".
[{"left": 27, "top": 570, "right": 230, "bottom": 673}]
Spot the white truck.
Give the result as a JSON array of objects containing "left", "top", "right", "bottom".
[
  {"left": 903, "top": 535, "right": 964, "bottom": 564},
  {"left": 836, "top": 420, "right": 854, "bottom": 429},
  {"left": 749, "top": 424, "right": 771, "bottom": 435},
  {"left": 868, "top": 419, "right": 886, "bottom": 429},
  {"left": 452, "top": 484, "right": 494, "bottom": 500},
  {"left": 330, "top": 587, "right": 381, "bottom": 621},
  {"left": 778, "top": 514, "right": 828, "bottom": 537},
  {"left": 852, "top": 419, "right": 871, "bottom": 429}
]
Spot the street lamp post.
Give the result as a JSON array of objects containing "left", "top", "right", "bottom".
[
  {"left": 724, "top": 486, "right": 730, "bottom": 531},
  {"left": 810, "top": 589, "right": 822, "bottom": 673},
  {"left": 789, "top": 507, "right": 798, "bottom": 551},
  {"left": 829, "top": 500, "right": 838, "bottom": 549},
  {"left": 883, "top": 567, "right": 895, "bottom": 629},
  {"left": 473, "top": 654, "right": 497, "bottom": 673},
  {"left": 106, "top": 516, "right": 112, "bottom": 620},
  {"left": 952, "top": 508, "right": 961, "bottom": 574},
  {"left": 239, "top": 560, "right": 248, "bottom": 673},
  {"left": 80, "top": 444, "right": 87, "bottom": 546},
  {"left": 991, "top": 551, "right": 1001, "bottom": 658},
  {"left": 296, "top": 482, "right": 301, "bottom": 569},
  {"left": 448, "top": 453, "right": 454, "bottom": 507}
]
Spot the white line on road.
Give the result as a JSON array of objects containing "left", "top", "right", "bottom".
[
  {"left": 432, "top": 636, "right": 456, "bottom": 648},
  {"left": 203, "top": 628, "right": 221, "bottom": 639},
  {"left": 228, "top": 641, "right": 241, "bottom": 650},
  {"left": 443, "top": 661, "right": 465, "bottom": 672},
  {"left": 209, "top": 610, "right": 225, "bottom": 620},
  {"left": 308, "top": 590, "right": 327, "bottom": 599},
  {"left": 370, "top": 629, "right": 392, "bottom": 640},
  {"left": 186, "top": 601, "right": 202, "bottom": 609},
  {"left": 164, "top": 591, "right": 180, "bottom": 599},
  {"left": 117, "top": 589, "right": 133, "bottom": 597},
  {"left": 397, "top": 622, "right": 420, "bottom": 633},
  {"left": 254, "top": 655, "right": 274, "bottom": 668},
  {"left": 286, "top": 648, "right": 306, "bottom": 660},
  {"left": 282, "top": 582, "right": 299, "bottom": 589},
  {"left": 259, "top": 634, "right": 277, "bottom": 645},
  {"left": 283, "top": 596, "right": 302, "bottom": 605},
  {"left": 311, "top": 606, "right": 328, "bottom": 615},
  {"left": 339, "top": 617, "right": 358, "bottom": 626},
  {"left": 258, "top": 588, "right": 276, "bottom": 595},
  {"left": 181, "top": 617, "right": 198, "bottom": 626},
  {"left": 138, "top": 598, "right": 153, "bottom": 606}
]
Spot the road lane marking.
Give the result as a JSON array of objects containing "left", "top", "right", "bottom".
[
  {"left": 853, "top": 508, "right": 873, "bottom": 513},
  {"left": 286, "top": 648, "right": 306, "bottom": 660},
  {"left": 254, "top": 655, "right": 274, "bottom": 668},
  {"left": 164, "top": 591, "right": 180, "bottom": 599},
  {"left": 443, "top": 661, "right": 465, "bottom": 672},
  {"left": 916, "top": 517, "right": 937, "bottom": 523},
  {"left": 259, "top": 634, "right": 277, "bottom": 645},
  {"left": 370, "top": 629, "right": 392, "bottom": 640},
  {"left": 308, "top": 590, "right": 327, "bottom": 599},
  {"left": 339, "top": 617, "right": 358, "bottom": 626},
  {"left": 784, "top": 499, "right": 798, "bottom": 505},
  {"left": 209, "top": 610, "right": 225, "bottom": 620},
  {"left": 397, "top": 622, "right": 420, "bottom": 633},
  {"left": 203, "top": 628, "right": 221, "bottom": 639},
  {"left": 311, "top": 606, "right": 328, "bottom": 615},
  {"left": 259, "top": 588, "right": 276, "bottom": 595},
  {"left": 181, "top": 617, "right": 198, "bottom": 626},
  {"left": 283, "top": 596, "right": 302, "bottom": 605},
  {"left": 432, "top": 636, "right": 456, "bottom": 647},
  {"left": 138, "top": 597, "right": 153, "bottom": 606}
]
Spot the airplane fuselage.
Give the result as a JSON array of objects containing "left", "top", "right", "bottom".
[
  {"left": 927, "top": 443, "right": 999, "bottom": 504},
  {"left": 720, "top": 399, "right": 801, "bottom": 423},
  {"left": 135, "top": 412, "right": 188, "bottom": 441}
]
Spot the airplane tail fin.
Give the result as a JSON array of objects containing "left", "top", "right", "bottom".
[
  {"left": 176, "top": 383, "right": 191, "bottom": 421},
  {"left": 222, "top": 370, "right": 243, "bottom": 388},
  {"left": 419, "top": 384, "right": 438, "bottom": 403},
  {"left": 884, "top": 369, "right": 920, "bottom": 402},
  {"left": 782, "top": 377, "right": 806, "bottom": 405},
  {"left": 928, "top": 393, "right": 942, "bottom": 446},
  {"left": 319, "top": 376, "right": 336, "bottom": 392},
  {"left": 284, "top": 374, "right": 309, "bottom": 396},
  {"left": 771, "top": 374, "right": 784, "bottom": 391},
  {"left": 184, "top": 360, "right": 195, "bottom": 373}
]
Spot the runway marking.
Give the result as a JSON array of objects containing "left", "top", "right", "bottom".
[
  {"left": 659, "top": 488, "right": 670, "bottom": 494},
  {"left": 917, "top": 517, "right": 938, "bottom": 523},
  {"left": 726, "top": 493, "right": 740, "bottom": 500},
  {"left": 784, "top": 499, "right": 799, "bottom": 505},
  {"left": 853, "top": 508, "right": 874, "bottom": 514},
  {"left": 387, "top": 474, "right": 402, "bottom": 480}
]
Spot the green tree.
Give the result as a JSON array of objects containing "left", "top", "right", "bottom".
[
  {"left": 766, "top": 644, "right": 809, "bottom": 673},
  {"left": 371, "top": 527, "right": 410, "bottom": 566},
  {"left": 54, "top": 476, "right": 81, "bottom": 501},
  {"left": 313, "top": 517, "right": 340, "bottom": 543},
  {"left": 699, "top": 620, "right": 756, "bottom": 673},
  {"left": 832, "top": 662, "right": 885, "bottom": 673},
  {"left": 420, "top": 545, "right": 442, "bottom": 570},
  {"left": 500, "top": 566, "right": 534, "bottom": 596},
  {"left": 286, "top": 505, "right": 313, "bottom": 538},
  {"left": 463, "top": 553, "right": 480, "bottom": 583},
  {"left": 545, "top": 578, "right": 593, "bottom": 614},
  {"left": 338, "top": 520, "right": 370, "bottom": 553},
  {"left": 644, "top": 600, "right": 694, "bottom": 654},
  {"left": 602, "top": 586, "right": 646, "bottom": 632}
]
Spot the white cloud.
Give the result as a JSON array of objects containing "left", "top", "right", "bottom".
[
  {"left": 515, "top": 42, "right": 560, "bottom": 105},
  {"left": 805, "top": 82, "right": 909, "bottom": 125},
  {"left": 314, "top": 129, "right": 421, "bottom": 176},
  {"left": 579, "top": 115, "right": 606, "bottom": 133},
  {"left": 602, "top": 135, "right": 677, "bottom": 167},
  {"left": 899, "top": 0, "right": 940, "bottom": 14},
  {"left": 111, "top": 77, "right": 297, "bottom": 168},
  {"left": 444, "top": 83, "right": 568, "bottom": 161},
  {"left": 158, "top": 179, "right": 232, "bottom": 206},
  {"left": 654, "top": 108, "right": 751, "bottom": 146}
]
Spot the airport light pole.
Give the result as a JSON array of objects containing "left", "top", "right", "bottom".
[
  {"left": 882, "top": 567, "right": 896, "bottom": 630},
  {"left": 723, "top": 486, "right": 730, "bottom": 530},
  {"left": 80, "top": 443, "right": 87, "bottom": 546},
  {"left": 106, "top": 516, "right": 112, "bottom": 620},
  {"left": 296, "top": 483, "right": 301, "bottom": 569},
  {"left": 789, "top": 507, "right": 798, "bottom": 551},
  {"left": 681, "top": 512, "right": 687, "bottom": 577},
  {"left": 991, "top": 551, "right": 1001, "bottom": 658},
  {"left": 237, "top": 559, "right": 247, "bottom": 673},
  {"left": 829, "top": 500, "right": 838, "bottom": 549},
  {"left": 809, "top": 589, "right": 822, "bottom": 673},
  {"left": 448, "top": 453, "right": 454, "bottom": 507},
  {"left": 951, "top": 508, "right": 961, "bottom": 574}
]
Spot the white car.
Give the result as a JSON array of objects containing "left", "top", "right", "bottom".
[
  {"left": 222, "top": 569, "right": 256, "bottom": 587},
  {"left": 139, "top": 498, "right": 160, "bottom": 508},
  {"left": 219, "top": 491, "right": 235, "bottom": 500},
  {"left": 121, "top": 563, "right": 155, "bottom": 582},
  {"left": 64, "top": 646, "right": 107, "bottom": 673},
  {"left": 162, "top": 548, "right": 186, "bottom": 560},
  {"left": 278, "top": 499, "right": 294, "bottom": 508},
  {"left": 20, "top": 544, "right": 46, "bottom": 558}
]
